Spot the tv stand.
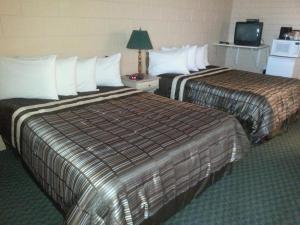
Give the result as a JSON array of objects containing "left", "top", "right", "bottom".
[{"left": 214, "top": 43, "right": 270, "bottom": 68}]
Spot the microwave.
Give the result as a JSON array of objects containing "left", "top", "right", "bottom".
[{"left": 271, "top": 39, "right": 300, "bottom": 58}]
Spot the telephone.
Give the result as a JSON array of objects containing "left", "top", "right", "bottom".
[{"left": 129, "top": 73, "right": 144, "bottom": 80}]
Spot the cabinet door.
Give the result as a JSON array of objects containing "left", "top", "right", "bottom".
[{"left": 266, "top": 56, "right": 295, "bottom": 77}]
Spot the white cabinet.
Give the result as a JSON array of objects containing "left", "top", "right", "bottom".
[
  {"left": 266, "top": 56, "right": 296, "bottom": 78},
  {"left": 266, "top": 39, "right": 300, "bottom": 79}
]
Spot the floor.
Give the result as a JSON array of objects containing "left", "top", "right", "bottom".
[{"left": 0, "top": 120, "right": 300, "bottom": 225}]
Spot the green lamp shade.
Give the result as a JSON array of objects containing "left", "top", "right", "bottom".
[{"left": 126, "top": 29, "right": 153, "bottom": 50}]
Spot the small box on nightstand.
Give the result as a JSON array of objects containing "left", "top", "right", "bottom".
[{"left": 121, "top": 75, "right": 160, "bottom": 93}]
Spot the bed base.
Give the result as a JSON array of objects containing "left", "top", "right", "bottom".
[{"left": 142, "top": 163, "right": 233, "bottom": 225}]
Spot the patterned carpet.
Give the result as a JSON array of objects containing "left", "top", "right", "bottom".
[{"left": 0, "top": 120, "right": 299, "bottom": 225}]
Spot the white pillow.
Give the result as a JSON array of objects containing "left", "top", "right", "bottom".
[
  {"left": 56, "top": 57, "right": 78, "bottom": 96},
  {"left": 203, "top": 44, "right": 210, "bottom": 66},
  {"left": 161, "top": 46, "right": 189, "bottom": 70},
  {"left": 15, "top": 55, "right": 77, "bottom": 96},
  {"left": 95, "top": 53, "right": 123, "bottom": 87},
  {"left": 149, "top": 49, "right": 190, "bottom": 76},
  {"left": 0, "top": 55, "right": 58, "bottom": 100},
  {"left": 162, "top": 45, "right": 198, "bottom": 71},
  {"left": 76, "top": 57, "right": 98, "bottom": 92},
  {"left": 183, "top": 45, "right": 198, "bottom": 71},
  {"left": 195, "top": 46, "right": 207, "bottom": 69}
]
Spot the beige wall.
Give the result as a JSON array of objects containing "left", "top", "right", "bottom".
[
  {"left": 0, "top": 0, "right": 233, "bottom": 74},
  {"left": 225, "top": 0, "right": 300, "bottom": 73}
]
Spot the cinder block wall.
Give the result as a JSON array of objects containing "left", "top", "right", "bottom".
[
  {"left": 0, "top": 0, "right": 233, "bottom": 74},
  {"left": 225, "top": 0, "right": 300, "bottom": 73}
]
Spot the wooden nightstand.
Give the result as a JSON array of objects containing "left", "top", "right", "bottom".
[{"left": 121, "top": 75, "right": 160, "bottom": 93}]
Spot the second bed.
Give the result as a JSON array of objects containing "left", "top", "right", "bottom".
[{"left": 156, "top": 67, "right": 300, "bottom": 143}]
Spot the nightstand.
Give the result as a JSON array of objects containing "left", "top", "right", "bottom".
[{"left": 121, "top": 75, "right": 160, "bottom": 93}]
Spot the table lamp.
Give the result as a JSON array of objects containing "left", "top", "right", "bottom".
[{"left": 126, "top": 28, "right": 153, "bottom": 80}]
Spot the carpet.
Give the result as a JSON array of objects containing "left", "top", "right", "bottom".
[{"left": 0, "top": 120, "right": 299, "bottom": 225}]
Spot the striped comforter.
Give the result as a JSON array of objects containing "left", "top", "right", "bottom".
[
  {"left": 8, "top": 88, "right": 249, "bottom": 224},
  {"left": 157, "top": 68, "right": 300, "bottom": 143}
]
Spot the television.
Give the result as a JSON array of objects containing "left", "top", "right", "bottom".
[{"left": 234, "top": 22, "right": 263, "bottom": 46}]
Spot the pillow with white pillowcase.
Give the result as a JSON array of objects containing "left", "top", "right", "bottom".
[
  {"left": 183, "top": 45, "right": 198, "bottom": 71},
  {"left": 203, "top": 44, "right": 210, "bottom": 66},
  {"left": 195, "top": 46, "right": 206, "bottom": 69},
  {"left": 18, "top": 55, "right": 78, "bottom": 96},
  {"left": 76, "top": 57, "right": 98, "bottom": 92},
  {"left": 162, "top": 45, "right": 198, "bottom": 71},
  {"left": 195, "top": 44, "right": 210, "bottom": 69},
  {"left": 149, "top": 49, "right": 190, "bottom": 76},
  {"left": 0, "top": 55, "right": 58, "bottom": 100},
  {"left": 95, "top": 53, "right": 123, "bottom": 87},
  {"left": 161, "top": 47, "right": 189, "bottom": 70},
  {"left": 56, "top": 57, "right": 78, "bottom": 96}
]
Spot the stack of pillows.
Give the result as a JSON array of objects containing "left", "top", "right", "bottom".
[
  {"left": 148, "top": 44, "right": 210, "bottom": 76},
  {"left": 0, "top": 53, "right": 123, "bottom": 100},
  {"left": 0, "top": 44, "right": 209, "bottom": 100}
]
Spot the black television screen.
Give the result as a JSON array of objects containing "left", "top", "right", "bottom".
[{"left": 234, "top": 22, "right": 263, "bottom": 46}]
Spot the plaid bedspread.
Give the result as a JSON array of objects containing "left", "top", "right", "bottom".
[
  {"left": 11, "top": 88, "right": 249, "bottom": 224},
  {"left": 158, "top": 68, "right": 300, "bottom": 143}
]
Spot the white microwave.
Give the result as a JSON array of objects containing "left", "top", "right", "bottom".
[{"left": 270, "top": 39, "right": 300, "bottom": 58}]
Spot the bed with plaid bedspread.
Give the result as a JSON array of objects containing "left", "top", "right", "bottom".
[
  {"left": 1, "top": 88, "right": 249, "bottom": 224},
  {"left": 156, "top": 68, "right": 300, "bottom": 143}
]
